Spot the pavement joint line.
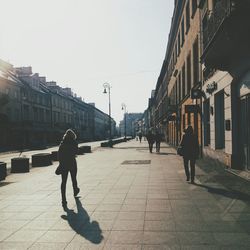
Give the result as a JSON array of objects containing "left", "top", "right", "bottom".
[{"left": 222, "top": 198, "right": 237, "bottom": 217}]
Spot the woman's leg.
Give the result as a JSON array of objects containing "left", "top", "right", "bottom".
[
  {"left": 70, "top": 167, "right": 79, "bottom": 195},
  {"left": 190, "top": 159, "right": 196, "bottom": 182},
  {"left": 183, "top": 157, "right": 190, "bottom": 181},
  {"left": 149, "top": 143, "right": 153, "bottom": 153},
  {"left": 61, "top": 171, "right": 69, "bottom": 203}
]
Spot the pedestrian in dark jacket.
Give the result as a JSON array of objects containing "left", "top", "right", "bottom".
[
  {"left": 146, "top": 130, "right": 155, "bottom": 153},
  {"left": 180, "top": 125, "right": 199, "bottom": 183},
  {"left": 138, "top": 131, "right": 142, "bottom": 143},
  {"left": 58, "top": 129, "right": 80, "bottom": 207},
  {"left": 155, "top": 131, "right": 162, "bottom": 153}
]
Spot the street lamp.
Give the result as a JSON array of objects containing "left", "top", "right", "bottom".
[
  {"left": 121, "top": 103, "right": 127, "bottom": 140},
  {"left": 103, "top": 82, "right": 112, "bottom": 146}
]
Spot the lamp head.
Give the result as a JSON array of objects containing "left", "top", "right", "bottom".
[{"left": 103, "top": 88, "right": 107, "bottom": 94}]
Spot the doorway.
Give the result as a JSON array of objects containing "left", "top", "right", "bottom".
[{"left": 239, "top": 94, "right": 250, "bottom": 170}]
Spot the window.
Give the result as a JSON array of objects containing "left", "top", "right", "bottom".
[
  {"left": 15, "top": 108, "right": 19, "bottom": 121},
  {"left": 178, "top": 74, "right": 181, "bottom": 103},
  {"left": 181, "top": 18, "right": 185, "bottom": 46},
  {"left": 53, "top": 111, "right": 56, "bottom": 122},
  {"left": 182, "top": 64, "right": 186, "bottom": 99},
  {"left": 178, "top": 32, "right": 181, "bottom": 55},
  {"left": 187, "top": 54, "right": 191, "bottom": 95},
  {"left": 176, "top": 80, "right": 179, "bottom": 105},
  {"left": 46, "top": 110, "right": 50, "bottom": 122},
  {"left": 23, "top": 105, "right": 29, "bottom": 121},
  {"left": 33, "top": 107, "right": 38, "bottom": 121},
  {"left": 186, "top": 1, "right": 190, "bottom": 33},
  {"left": 175, "top": 44, "right": 178, "bottom": 62},
  {"left": 193, "top": 37, "right": 199, "bottom": 86},
  {"left": 191, "top": 0, "right": 197, "bottom": 17},
  {"left": 182, "top": 114, "right": 186, "bottom": 131}
]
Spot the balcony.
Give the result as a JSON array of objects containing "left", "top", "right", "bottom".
[{"left": 201, "top": 0, "right": 250, "bottom": 71}]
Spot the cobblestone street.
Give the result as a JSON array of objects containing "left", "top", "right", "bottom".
[{"left": 0, "top": 139, "right": 250, "bottom": 249}]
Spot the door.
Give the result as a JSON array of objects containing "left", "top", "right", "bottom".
[
  {"left": 215, "top": 91, "right": 225, "bottom": 149},
  {"left": 239, "top": 94, "right": 250, "bottom": 171},
  {"left": 203, "top": 99, "right": 210, "bottom": 146}
]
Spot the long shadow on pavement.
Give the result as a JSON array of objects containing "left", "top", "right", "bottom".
[
  {"left": 193, "top": 183, "right": 250, "bottom": 202},
  {"left": 61, "top": 198, "right": 103, "bottom": 244}
]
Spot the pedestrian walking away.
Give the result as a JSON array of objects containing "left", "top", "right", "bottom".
[
  {"left": 146, "top": 130, "right": 155, "bottom": 153},
  {"left": 155, "top": 131, "right": 162, "bottom": 153},
  {"left": 179, "top": 125, "right": 199, "bottom": 183},
  {"left": 138, "top": 131, "right": 142, "bottom": 143},
  {"left": 58, "top": 129, "right": 80, "bottom": 207}
]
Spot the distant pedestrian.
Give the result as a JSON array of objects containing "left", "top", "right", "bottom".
[
  {"left": 146, "top": 130, "right": 155, "bottom": 153},
  {"left": 58, "top": 129, "right": 80, "bottom": 207},
  {"left": 179, "top": 125, "right": 199, "bottom": 183},
  {"left": 138, "top": 131, "right": 142, "bottom": 143},
  {"left": 155, "top": 131, "right": 162, "bottom": 153}
]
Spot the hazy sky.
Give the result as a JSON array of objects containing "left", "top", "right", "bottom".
[{"left": 0, "top": 0, "right": 174, "bottom": 123}]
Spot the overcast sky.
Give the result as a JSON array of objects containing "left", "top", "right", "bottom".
[{"left": 0, "top": 0, "right": 174, "bottom": 123}]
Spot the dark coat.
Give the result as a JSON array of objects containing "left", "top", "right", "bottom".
[
  {"left": 180, "top": 133, "right": 199, "bottom": 159},
  {"left": 58, "top": 138, "right": 78, "bottom": 170},
  {"left": 146, "top": 132, "right": 155, "bottom": 144},
  {"left": 155, "top": 132, "right": 162, "bottom": 143}
]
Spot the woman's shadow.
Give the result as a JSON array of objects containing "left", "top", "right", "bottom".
[{"left": 61, "top": 198, "right": 103, "bottom": 244}]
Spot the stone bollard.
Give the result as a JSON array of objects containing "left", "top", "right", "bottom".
[
  {"left": 32, "top": 153, "right": 52, "bottom": 167},
  {"left": 0, "top": 162, "right": 7, "bottom": 181},
  {"left": 11, "top": 157, "right": 29, "bottom": 173}
]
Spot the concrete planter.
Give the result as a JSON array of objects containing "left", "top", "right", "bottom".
[
  {"left": 32, "top": 153, "right": 52, "bottom": 167},
  {"left": 51, "top": 151, "right": 59, "bottom": 161},
  {"left": 77, "top": 147, "right": 85, "bottom": 155},
  {"left": 0, "top": 162, "right": 7, "bottom": 181},
  {"left": 79, "top": 146, "right": 91, "bottom": 153},
  {"left": 11, "top": 157, "right": 29, "bottom": 173}
]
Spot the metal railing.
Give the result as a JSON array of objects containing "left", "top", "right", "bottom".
[{"left": 203, "top": 0, "right": 231, "bottom": 50}]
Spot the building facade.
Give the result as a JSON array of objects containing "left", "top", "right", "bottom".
[
  {"left": 200, "top": 0, "right": 250, "bottom": 171},
  {"left": 154, "top": 0, "right": 202, "bottom": 151},
  {"left": 0, "top": 59, "right": 116, "bottom": 151}
]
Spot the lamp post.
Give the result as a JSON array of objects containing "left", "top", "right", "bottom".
[
  {"left": 121, "top": 103, "right": 127, "bottom": 140},
  {"left": 103, "top": 82, "right": 112, "bottom": 146}
]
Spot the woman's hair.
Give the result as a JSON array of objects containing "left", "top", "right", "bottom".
[
  {"left": 185, "top": 125, "right": 194, "bottom": 135},
  {"left": 63, "top": 129, "right": 77, "bottom": 141}
]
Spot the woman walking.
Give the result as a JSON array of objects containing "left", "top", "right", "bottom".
[
  {"left": 146, "top": 130, "right": 155, "bottom": 153},
  {"left": 155, "top": 131, "right": 162, "bottom": 153},
  {"left": 179, "top": 125, "right": 199, "bottom": 183},
  {"left": 58, "top": 129, "right": 80, "bottom": 207}
]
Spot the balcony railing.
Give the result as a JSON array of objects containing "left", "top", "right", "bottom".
[{"left": 203, "top": 0, "right": 231, "bottom": 50}]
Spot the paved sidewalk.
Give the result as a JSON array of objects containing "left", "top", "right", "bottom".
[{"left": 0, "top": 139, "right": 250, "bottom": 249}]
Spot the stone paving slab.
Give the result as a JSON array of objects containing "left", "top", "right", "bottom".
[{"left": 0, "top": 139, "right": 250, "bottom": 249}]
